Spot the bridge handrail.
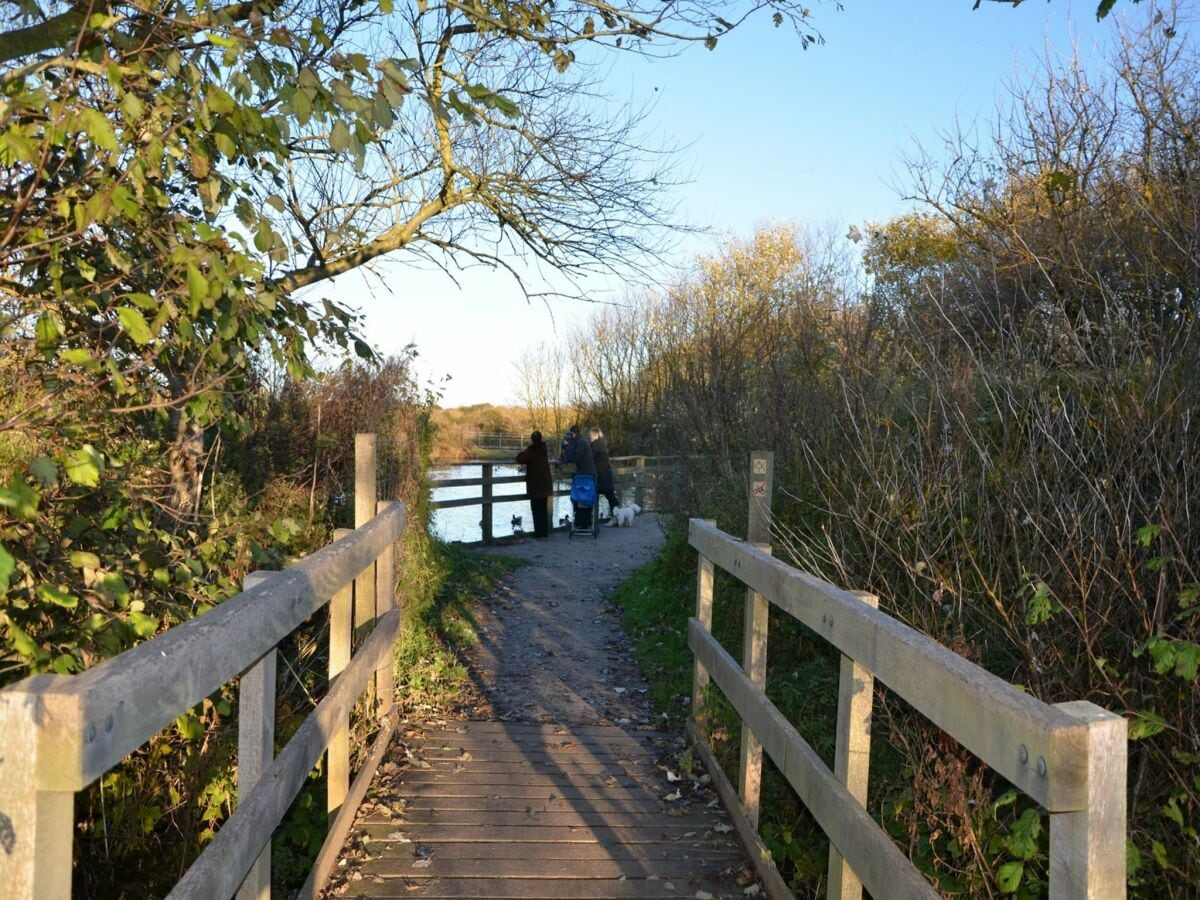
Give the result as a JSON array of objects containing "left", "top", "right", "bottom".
[
  {"left": 0, "top": 499, "right": 407, "bottom": 898},
  {"left": 687, "top": 518, "right": 1126, "bottom": 900}
]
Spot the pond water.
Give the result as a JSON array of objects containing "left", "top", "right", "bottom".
[{"left": 430, "top": 463, "right": 584, "bottom": 543}]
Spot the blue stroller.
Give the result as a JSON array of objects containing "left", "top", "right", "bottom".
[{"left": 568, "top": 474, "right": 600, "bottom": 539}]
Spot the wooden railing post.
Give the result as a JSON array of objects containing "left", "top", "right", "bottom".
[
  {"left": 1049, "top": 701, "right": 1127, "bottom": 899},
  {"left": 0, "top": 676, "right": 75, "bottom": 899},
  {"left": 827, "top": 591, "right": 879, "bottom": 900},
  {"left": 634, "top": 456, "right": 646, "bottom": 508},
  {"left": 236, "top": 572, "right": 276, "bottom": 900},
  {"left": 691, "top": 519, "right": 717, "bottom": 719},
  {"left": 739, "top": 450, "right": 774, "bottom": 829},
  {"left": 481, "top": 463, "right": 494, "bottom": 544},
  {"left": 375, "top": 501, "right": 396, "bottom": 720},
  {"left": 328, "top": 528, "right": 353, "bottom": 822},
  {"left": 354, "top": 434, "right": 377, "bottom": 710}
]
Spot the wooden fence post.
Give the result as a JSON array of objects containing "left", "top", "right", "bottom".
[
  {"left": 0, "top": 676, "right": 75, "bottom": 899},
  {"left": 237, "top": 571, "right": 276, "bottom": 900},
  {"left": 328, "top": 528, "right": 354, "bottom": 822},
  {"left": 1049, "top": 701, "right": 1127, "bottom": 899},
  {"left": 739, "top": 450, "right": 774, "bottom": 829},
  {"left": 827, "top": 591, "right": 879, "bottom": 900},
  {"left": 375, "top": 501, "right": 396, "bottom": 720},
  {"left": 691, "top": 520, "right": 717, "bottom": 719},
  {"left": 634, "top": 456, "right": 646, "bottom": 508},
  {"left": 354, "top": 434, "right": 377, "bottom": 711},
  {"left": 481, "top": 463, "right": 494, "bottom": 544}
]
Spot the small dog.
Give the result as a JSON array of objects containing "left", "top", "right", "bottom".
[
  {"left": 511, "top": 515, "right": 524, "bottom": 534},
  {"left": 559, "top": 515, "right": 571, "bottom": 527},
  {"left": 610, "top": 503, "right": 641, "bottom": 527}
]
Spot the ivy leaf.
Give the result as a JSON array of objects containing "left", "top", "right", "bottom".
[
  {"left": 30, "top": 456, "right": 59, "bottom": 488},
  {"left": 996, "top": 861, "right": 1023, "bottom": 893},
  {"left": 64, "top": 445, "right": 104, "bottom": 487},
  {"left": 118, "top": 307, "right": 153, "bottom": 345}
]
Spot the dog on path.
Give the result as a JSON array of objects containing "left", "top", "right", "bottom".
[{"left": 610, "top": 503, "right": 641, "bottom": 527}]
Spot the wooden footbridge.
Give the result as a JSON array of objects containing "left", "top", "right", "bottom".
[{"left": 0, "top": 441, "right": 1127, "bottom": 899}]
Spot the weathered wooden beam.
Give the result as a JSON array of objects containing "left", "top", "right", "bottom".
[
  {"left": 689, "top": 620, "right": 938, "bottom": 900},
  {"left": 328, "top": 528, "right": 354, "bottom": 821},
  {"left": 166, "top": 608, "right": 402, "bottom": 900},
  {"left": 1049, "top": 701, "right": 1128, "bottom": 899},
  {"left": 827, "top": 591, "right": 879, "bottom": 900},
  {"left": 21, "top": 501, "right": 405, "bottom": 794},
  {"left": 374, "top": 500, "right": 396, "bottom": 720},
  {"left": 236, "top": 572, "right": 276, "bottom": 900},
  {"left": 688, "top": 519, "right": 1089, "bottom": 811}
]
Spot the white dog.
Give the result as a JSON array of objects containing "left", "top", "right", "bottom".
[{"left": 610, "top": 503, "right": 641, "bottom": 527}]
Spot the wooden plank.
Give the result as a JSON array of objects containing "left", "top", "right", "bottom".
[
  {"left": 691, "top": 535, "right": 716, "bottom": 716},
  {"left": 392, "top": 783, "right": 667, "bottom": 802},
  {"left": 329, "top": 528, "right": 354, "bottom": 819},
  {"left": 23, "top": 501, "right": 406, "bottom": 793},
  {"left": 375, "top": 500, "right": 396, "bottom": 720},
  {"left": 362, "top": 796, "right": 684, "bottom": 815},
  {"left": 414, "top": 759, "right": 646, "bottom": 775},
  {"left": 397, "top": 770, "right": 643, "bottom": 788},
  {"left": 351, "top": 877, "right": 746, "bottom": 899},
  {"left": 371, "top": 808, "right": 724, "bottom": 829},
  {"left": 358, "top": 855, "right": 737, "bottom": 878},
  {"left": 236, "top": 572, "right": 275, "bottom": 900},
  {"left": 413, "top": 748, "right": 652, "bottom": 764},
  {"left": 482, "top": 462, "right": 494, "bottom": 544},
  {"left": 354, "top": 841, "right": 742, "bottom": 861},
  {"left": 413, "top": 721, "right": 660, "bottom": 742},
  {"left": 0, "top": 676, "right": 74, "bottom": 899},
  {"left": 689, "top": 620, "right": 939, "bottom": 900},
  {"left": 429, "top": 475, "right": 526, "bottom": 488},
  {"left": 299, "top": 716, "right": 396, "bottom": 900},
  {"left": 355, "top": 435, "right": 378, "bottom": 707},
  {"left": 688, "top": 519, "right": 1090, "bottom": 811},
  {"left": 687, "top": 719, "right": 793, "bottom": 900},
  {"left": 828, "top": 591, "right": 879, "bottom": 900},
  {"left": 358, "top": 823, "right": 740, "bottom": 844},
  {"left": 1049, "top": 701, "right": 1128, "bottom": 899},
  {"left": 166, "top": 609, "right": 401, "bottom": 900},
  {"left": 740, "top": 544, "right": 771, "bottom": 830}
]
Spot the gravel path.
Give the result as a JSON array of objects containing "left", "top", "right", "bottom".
[{"left": 461, "top": 514, "right": 669, "bottom": 726}]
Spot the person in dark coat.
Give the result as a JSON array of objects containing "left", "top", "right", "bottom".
[
  {"left": 559, "top": 424, "right": 596, "bottom": 475},
  {"left": 589, "top": 427, "right": 619, "bottom": 518},
  {"left": 516, "top": 431, "right": 553, "bottom": 538}
]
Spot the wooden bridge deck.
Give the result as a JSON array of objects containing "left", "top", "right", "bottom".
[{"left": 324, "top": 720, "right": 757, "bottom": 899}]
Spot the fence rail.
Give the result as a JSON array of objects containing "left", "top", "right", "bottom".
[
  {"left": 687, "top": 452, "right": 1126, "bottom": 900},
  {"left": 0, "top": 435, "right": 405, "bottom": 899},
  {"left": 429, "top": 455, "right": 680, "bottom": 543}
]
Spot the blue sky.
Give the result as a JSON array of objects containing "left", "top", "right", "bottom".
[{"left": 332, "top": 1, "right": 1165, "bottom": 408}]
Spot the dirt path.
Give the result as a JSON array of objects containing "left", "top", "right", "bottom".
[{"left": 462, "top": 514, "right": 669, "bottom": 726}]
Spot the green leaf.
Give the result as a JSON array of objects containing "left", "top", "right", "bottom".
[
  {"left": 187, "top": 264, "right": 210, "bottom": 305},
  {"left": 128, "top": 610, "right": 158, "bottom": 638},
  {"left": 175, "top": 712, "right": 205, "bottom": 741},
  {"left": 35, "top": 314, "right": 62, "bottom": 350},
  {"left": 6, "top": 621, "right": 44, "bottom": 661},
  {"left": 0, "top": 543, "right": 15, "bottom": 591},
  {"left": 70, "top": 551, "right": 101, "bottom": 569},
  {"left": 1135, "top": 523, "right": 1162, "bottom": 548},
  {"left": 59, "top": 347, "right": 97, "bottom": 369},
  {"left": 1005, "top": 809, "right": 1042, "bottom": 860},
  {"left": 330, "top": 119, "right": 351, "bottom": 153},
  {"left": 290, "top": 88, "right": 312, "bottom": 125},
  {"left": 37, "top": 583, "right": 79, "bottom": 609},
  {"left": 1150, "top": 840, "right": 1168, "bottom": 869},
  {"left": 0, "top": 476, "right": 40, "bottom": 520},
  {"left": 996, "top": 860, "right": 1024, "bottom": 893},
  {"left": 1096, "top": 0, "right": 1118, "bottom": 20},
  {"left": 1129, "top": 710, "right": 1168, "bottom": 740},
  {"left": 64, "top": 445, "right": 103, "bottom": 487},
  {"left": 78, "top": 108, "right": 119, "bottom": 152},
  {"left": 30, "top": 456, "right": 59, "bottom": 488},
  {"left": 118, "top": 307, "right": 152, "bottom": 345}
]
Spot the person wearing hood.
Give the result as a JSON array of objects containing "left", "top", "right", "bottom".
[
  {"left": 589, "top": 427, "right": 619, "bottom": 519},
  {"left": 516, "top": 430, "right": 553, "bottom": 538}
]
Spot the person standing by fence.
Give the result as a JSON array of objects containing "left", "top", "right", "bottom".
[
  {"left": 516, "top": 431, "right": 553, "bottom": 538},
  {"left": 589, "top": 427, "right": 620, "bottom": 520}
]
